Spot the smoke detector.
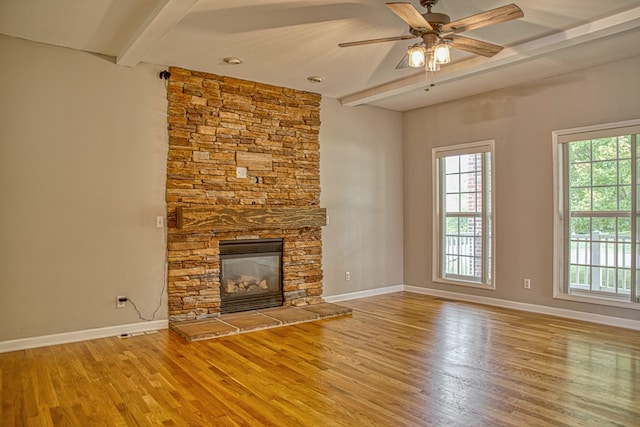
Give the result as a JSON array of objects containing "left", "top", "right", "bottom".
[{"left": 223, "top": 57, "right": 243, "bottom": 65}]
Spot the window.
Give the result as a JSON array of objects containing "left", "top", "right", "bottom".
[
  {"left": 433, "top": 141, "right": 495, "bottom": 288},
  {"left": 553, "top": 120, "right": 640, "bottom": 307}
]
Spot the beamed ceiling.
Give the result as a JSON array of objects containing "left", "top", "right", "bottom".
[{"left": 1, "top": 0, "right": 639, "bottom": 111}]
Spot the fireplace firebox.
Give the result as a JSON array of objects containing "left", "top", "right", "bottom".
[{"left": 219, "top": 239, "right": 283, "bottom": 314}]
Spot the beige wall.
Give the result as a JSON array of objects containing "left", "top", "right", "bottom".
[
  {"left": 0, "top": 36, "right": 169, "bottom": 341},
  {"left": 8, "top": 30, "right": 633, "bottom": 341},
  {"left": 404, "top": 55, "right": 640, "bottom": 321},
  {"left": 320, "top": 98, "right": 404, "bottom": 297},
  {"left": 0, "top": 36, "right": 405, "bottom": 342}
]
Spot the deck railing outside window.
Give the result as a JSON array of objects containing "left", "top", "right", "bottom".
[{"left": 569, "top": 232, "right": 632, "bottom": 295}]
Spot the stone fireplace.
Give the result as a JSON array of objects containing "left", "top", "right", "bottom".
[
  {"left": 219, "top": 239, "right": 283, "bottom": 314},
  {"left": 165, "top": 67, "right": 324, "bottom": 323}
]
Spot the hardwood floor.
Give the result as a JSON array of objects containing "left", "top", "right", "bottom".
[{"left": 1, "top": 292, "right": 639, "bottom": 426}]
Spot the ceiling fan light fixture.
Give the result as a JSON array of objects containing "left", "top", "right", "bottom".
[
  {"left": 426, "top": 51, "right": 440, "bottom": 72},
  {"left": 338, "top": 1, "right": 524, "bottom": 93},
  {"left": 407, "top": 44, "right": 426, "bottom": 68},
  {"left": 433, "top": 42, "right": 450, "bottom": 64}
]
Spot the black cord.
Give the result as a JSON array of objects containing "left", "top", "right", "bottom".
[
  {"left": 125, "top": 222, "right": 168, "bottom": 322},
  {"left": 159, "top": 70, "right": 171, "bottom": 90},
  {"left": 127, "top": 283, "right": 165, "bottom": 322}
]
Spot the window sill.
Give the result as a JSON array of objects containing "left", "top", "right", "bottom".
[
  {"left": 553, "top": 291, "right": 639, "bottom": 310},
  {"left": 433, "top": 277, "right": 495, "bottom": 290}
]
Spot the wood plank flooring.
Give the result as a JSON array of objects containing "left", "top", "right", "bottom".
[{"left": 1, "top": 292, "right": 639, "bottom": 426}]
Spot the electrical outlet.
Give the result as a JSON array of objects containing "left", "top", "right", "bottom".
[
  {"left": 345, "top": 271, "right": 351, "bottom": 281},
  {"left": 116, "top": 295, "right": 126, "bottom": 308},
  {"left": 523, "top": 278, "right": 531, "bottom": 289}
]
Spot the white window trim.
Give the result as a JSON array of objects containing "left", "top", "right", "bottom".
[
  {"left": 432, "top": 140, "right": 496, "bottom": 290},
  {"left": 552, "top": 118, "right": 640, "bottom": 310}
]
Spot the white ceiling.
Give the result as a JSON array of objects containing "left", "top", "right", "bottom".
[{"left": 2, "top": 0, "right": 640, "bottom": 111}]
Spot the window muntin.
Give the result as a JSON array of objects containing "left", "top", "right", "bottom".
[
  {"left": 554, "top": 120, "right": 640, "bottom": 307},
  {"left": 433, "top": 141, "right": 494, "bottom": 288}
]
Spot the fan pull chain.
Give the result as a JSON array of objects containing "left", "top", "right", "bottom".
[{"left": 424, "top": 68, "right": 436, "bottom": 91}]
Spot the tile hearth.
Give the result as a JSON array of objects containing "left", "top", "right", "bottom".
[{"left": 171, "top": 303, "right": 352, "bottom": 342}]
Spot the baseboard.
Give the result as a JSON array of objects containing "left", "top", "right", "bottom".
[
  {"left": 404, "top": 285, "right": 640, "bottom": 331},
  {"left": 4, "top": 284, "right": 638, "bottom": 352},
  {"left": 0, "top": 320, "right": 168, "bottom": 353},
  {"left": 324, "top": 285, "right": 403, "bottom": 303}
]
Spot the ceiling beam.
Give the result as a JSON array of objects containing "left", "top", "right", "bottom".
[
  {"left": 340, "top": 6, "right": 640, "bottom": 107},
  {"left": 117, "top": 0, "right": 200, "bottom": 67}
]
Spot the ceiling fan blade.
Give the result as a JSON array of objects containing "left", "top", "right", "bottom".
[
  {"left": 386, "top": 2, "right": 433, "bottom": 30},
  {"left": 448, "top": 35, "right": 504, "bottom": 57},
  {"left": 442, "top": 4, "right": 523, "bottom": 34},
  {"left": 339, "top": 34, "right": 416, "bottom": 48},
  {"left": 395, "top": 53, "right": 410, "bottom": 69}
]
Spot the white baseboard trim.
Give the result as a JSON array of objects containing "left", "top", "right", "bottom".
[
  {"left": 4, "top": 283, "right": 638, "bottom": 352},
  {"left": 0, "top": 320, "right": 168, "bottom": 354},
  {"left": 403, "top": 285, "right": 640, "bottom": 331},
  {"left": 324, "top": 285, "right": 403, "bottom": 303}
]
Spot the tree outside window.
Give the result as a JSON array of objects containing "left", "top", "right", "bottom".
[{"left": 554, "top": 120, "right": 640, "bottom": 306}]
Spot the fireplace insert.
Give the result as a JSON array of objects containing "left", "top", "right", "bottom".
[{"left": 219, "top": 239, "right": 283, "bottom": 314}]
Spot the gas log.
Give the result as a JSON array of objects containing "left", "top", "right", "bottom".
[{"left": 224, "top": 276, "right": 269, "bottom": 295}]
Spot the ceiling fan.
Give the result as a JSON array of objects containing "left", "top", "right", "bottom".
[{"left": 339, "top": 0, "right": 524, "bottom": 73}]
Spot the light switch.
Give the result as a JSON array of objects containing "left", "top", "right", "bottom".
[{"left": 156, "top": 216, "right": 164, "bottom": 228}]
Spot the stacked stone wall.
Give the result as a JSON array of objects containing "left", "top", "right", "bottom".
[{"left": 165, "top": 67, "right": 322, "bottom": 322}]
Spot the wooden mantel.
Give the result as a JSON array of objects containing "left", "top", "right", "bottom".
[{"left": 176, "top": 206, "right": 327, "bottom": 232}]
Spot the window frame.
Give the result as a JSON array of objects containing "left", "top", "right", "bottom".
[
  {"left": 552, "top": 119, "right": 640, "bottom": 309},
  {"left": 432, "top": 140, "right": 496, "bottom": 290}
]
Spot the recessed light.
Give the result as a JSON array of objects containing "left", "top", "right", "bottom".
[
  {"left": 307, "top": 76, "right": 323, "bottom": 83},
  {"left": 223, "top": 57, "right": 243, "bottom": 65}
]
